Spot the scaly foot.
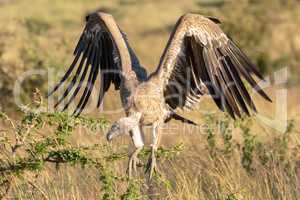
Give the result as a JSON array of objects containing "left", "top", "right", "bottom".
[
  {"left": 146, "top": 148, "right": 160, "bottom": 179},
  {"left": 127, "top": 147, "right": 143, "bottom": 178}
]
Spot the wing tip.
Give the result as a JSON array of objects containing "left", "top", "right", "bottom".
[
  {"left": 46, "top": 90, "right": 53, "bottom": 99},
  {"left": 47, "top": 85, "right": 60, "bottom": 98},
  {"left": 263, "top": 94, "right": 272, "bottom": 102}
]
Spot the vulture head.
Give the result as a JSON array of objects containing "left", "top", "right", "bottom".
[{"left": 106, "top": 114, "right": 141, "bottom": 141}]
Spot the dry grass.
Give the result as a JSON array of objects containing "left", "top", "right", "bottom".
[
  {"left": 0, "top": 0, "right": 300, "bottom": 199},
  {"left": 0, "top": 104, "right": 299, "bottom": 199}
]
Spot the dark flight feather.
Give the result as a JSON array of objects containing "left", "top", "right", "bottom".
[
  {"left": 160, "top": 14, "right": 271, "bottom": 119},
  {"left": 48, "top": 12, "right": 147, "bottom": 116}
]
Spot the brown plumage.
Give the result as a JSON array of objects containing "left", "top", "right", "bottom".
[{"left": 48, "top": 12, "right": 271, "bottom": 178}]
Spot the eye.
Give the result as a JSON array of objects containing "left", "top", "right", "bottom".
[{"left": 112, "top": 124, "right": 119, "bottom": 131}]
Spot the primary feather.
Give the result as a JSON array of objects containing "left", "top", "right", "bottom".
[
  {"left": 48, "top": 12, "right": 146, "bottom": 116},
  {"left": 153, "top": 14, "right": 271, "bottom": 119}
]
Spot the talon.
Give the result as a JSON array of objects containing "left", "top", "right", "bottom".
[
  {"left": 146, "top": 148, "right": 160, "bottom": 179},
  {"left": 127, "top": 147, "right": 143, "bottom": 178}
]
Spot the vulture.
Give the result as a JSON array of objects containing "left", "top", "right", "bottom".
[{"left": 48, "top": 12, "right": 271, "bottom": 178}]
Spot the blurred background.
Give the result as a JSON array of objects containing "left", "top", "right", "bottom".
[
  {"left": 0, "top": 0, "right": 300, "bottom": 199},
  {"left": 0, "top": 0, "right": 299, "bottom": 115}
]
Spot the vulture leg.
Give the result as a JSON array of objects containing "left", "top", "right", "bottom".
[
  {"left": 146, "top": 123, "right": 161, "bottom": 179},
  {"left": 127, "top": 147, "right": 143, "bottom": 178},
  {"left": 127, "top": 126, "right": 144, "bottom": 178}
]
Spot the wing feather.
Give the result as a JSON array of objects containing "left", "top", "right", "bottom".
[
  {"left": 156, "top": 13, "right": 271, "bottom": 118},
  {"left": 48, "top": 12, "right": 146, "bottom": 116}
]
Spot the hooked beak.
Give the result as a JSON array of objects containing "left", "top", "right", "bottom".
[
  {"left": 106, "top": 125, "right": 122, "bottom": 142},
  {"left": 106, "top": 131, "right": 115, "bottom": 141}
]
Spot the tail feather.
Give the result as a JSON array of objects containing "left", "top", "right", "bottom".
[{"left": 165, "top": 113, "right": 198, "bottom": 126}]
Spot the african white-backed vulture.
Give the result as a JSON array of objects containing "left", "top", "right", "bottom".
[{"left": 48, "top": 12, "right": 271, "bottom": 178}]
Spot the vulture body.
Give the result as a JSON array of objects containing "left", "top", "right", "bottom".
[{"left": 48, "top": 12, "right": 271, "bottom": 178}]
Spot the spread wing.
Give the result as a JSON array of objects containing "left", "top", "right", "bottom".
[
  {"left": 155, "top": 14, "right": 271, "bottom": 119},
  {"left": 48, "top": 12, "right": 146, "bottom": 116}
]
